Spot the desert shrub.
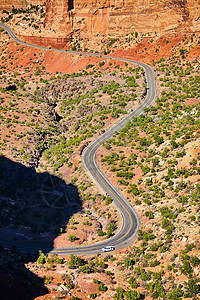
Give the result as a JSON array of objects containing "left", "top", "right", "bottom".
[
  {"left": 37, "top": 250, "right": 45, "bottom": 264},
  {"left": 90, "top": 293, "right": 97, "bottom": 299},
  {"left": 181, "top": 260, "right": 192, "bottom": 277},
  {"left": 124, "top": 290, "right": 142, "bottom": 299},
  {"left": 167, "top": 285, "right": 184, "bottom": 300},
  {"left": 150, "top": 259, "right": 160, "bottom": 267},
  {"left": 68, "top": 255, "right": 84, "bottom": 269},
  {"left": 150, "top": 243, "right": 159, "bottom": 252},
  {"left": 79, "top": 265, "right": 93, "bottom": 274},
  {"left": 128, "top": 277, "right": 139, "bottom": 288},
  {"left": 105, "top": 196, "right": 113, "bottom": 205},
  {"left": 93, "top": 278, "right": 100, "bottom": 284},
  {"left": 145, "top": 211, "right": 154, "bottom": 219},
  {"left": 138, "top": 229, "right": 155, "bottom": 241},
  {"left": 190, "top": 256, "right": 200, "bottom": 267},
  {"left": 98, "top": 228, "right": 104, "bottom": 236},
  {"left": 184, "top": 279, "right": 200, "bottom": 297},
  {"left": 106, "top": 222, "right": 116, "bottom": 238},
  {"left": 124, "top": 257, "right": 135, "bottom": 270},
  {"left": 98, "top": 283, "right": 107, "bottom": 292},
  {"left": 69, "top": 234, "right": 77, "bottom": 242},
  {"left": 115, "top": 287, "right": 124, "bottom": 299}
]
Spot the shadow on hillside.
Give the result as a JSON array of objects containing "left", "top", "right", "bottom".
[{"left": 0, "top": 155, "right": 82, "bottom": 299}]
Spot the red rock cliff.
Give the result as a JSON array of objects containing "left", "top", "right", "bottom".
[
  {"left": 1, "top": 0, "right": 200, "bottom": 38},
  {"left": 0, "top": 0, "right": 43, "bottom": 10},
  {"left": 44, "top": 0, "right": 200, "bottom": 38}
]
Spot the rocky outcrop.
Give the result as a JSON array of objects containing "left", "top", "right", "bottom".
[
  {"left": 43, "top": 0, "right": 73, "bottom": 35},
  {"left": 0, "top": 0, "right": 43, "bottom": 10},
  {"left": 19, "top": 34, "right": 69, "bottom": 48},
  {"left": 1, "top": 0, "right": 200, "bottom": 38},
  {"left": 44, "top": 0, "right": 200, "bottom": 38}
]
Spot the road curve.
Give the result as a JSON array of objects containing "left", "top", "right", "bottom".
[{"left": 0, "top": 23, "right": 156, "bottom": 255}]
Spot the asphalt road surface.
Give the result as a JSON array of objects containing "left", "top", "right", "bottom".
[{"left": 0, "top": 23, "right": 156, "bottom": 255}]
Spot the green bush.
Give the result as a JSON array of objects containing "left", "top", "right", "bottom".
[
  {"left": 150, "top": 259, "right": 160, "bottom": 267},
  {"left": 98, "top": 283, "right": 107, "bottom": 292},
  {"left": 138, "top": 229, "right": 155, "bottom": 241},
  {"left": 98, "top": 228, "right": 104, "bottom": 236},
  {"left": 124, "top": 257, "right": 135, "bottom": 270},
  {"left": 115, "top": 287, "right": 124, "bottom": 299},
  {"left": 90, "top": 293, "right": 97, "bottom": 299},
  {"left": 69, "top": 234, "right": 77, "bottom": 242},
  {"left": 106, "top": 222, "right": 116, "bottom": 238},
  {"left": 105, "top": 196, "right": 113, "bottom": 205},
  {"left": 145, "top": 211, "right": 154, "bottom": 219},
  {"left": 128, "top": 277, "right": 139, "bottom": 288},
  {"left": 181, "top": 260, "right": 192, "bottom": 277},
  {"left": 190, "top": 256, "right": 200, "bottom": 267},
  {"left": 167, "top": 285, "right": 184, "bottom": 300},
  {"left": 68, "top": 255, "right": 84, "bottom": 269},
  {"left": 184, "top": 279, "right": 200, "bottom": 297},
  {"left": 37, "top": 250, "right": 45, "bottom": 264},
  {"left": 93, "top": 278, "right": 100, "bottom": 284}
]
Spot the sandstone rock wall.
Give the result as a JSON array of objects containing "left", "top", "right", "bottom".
[
  {"left": 43, "top": 0, "right": 200, "bottom": 38},
  {"left": 74, "top": 0, "right": 125, "bottom": 9},
  {"left": 0, "top": 0, "right": 43, "bottom": 10},
  {"left": 0, "top": 0, "right": 199, "bottom": 38},
  {"left": 19, "top": 34, "right": 69, "bottom": 48},
  {"left": 43, "top": 0, "right": 72, "bottom": 34}
]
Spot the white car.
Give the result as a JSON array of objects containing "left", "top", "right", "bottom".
[{"left": 101, "top": 246, "right": 115, "bottom": 252}]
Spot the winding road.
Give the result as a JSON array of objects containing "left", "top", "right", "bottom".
[{"left": 0, "top": 23, "right": 156, "bottom": 255}]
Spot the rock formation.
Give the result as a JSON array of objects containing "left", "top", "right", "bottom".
[
  {"left": 0, "top": 0, "right": 43, "bottom": 10},
  {"left": 1, "top": 0, "right": 200, "bottom": 38},
  {"left": 48, "top": 0, "right": 200, "bottom": 38}
]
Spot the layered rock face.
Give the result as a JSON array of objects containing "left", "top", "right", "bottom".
[
  {"left": 19, "top": 35, "right": 69, "bottom": 48},
  {"left": 44, "top": 0, "right": 200, "bottom": 38},
  {"left": 0, "top": 0, "right": 43, "bottom": 10},
  {"left": 43, "top": 0, "right": 73, "bottom": 34},
  {"left": 1, "top": 0, "right": 200, "bottom": 38}
]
